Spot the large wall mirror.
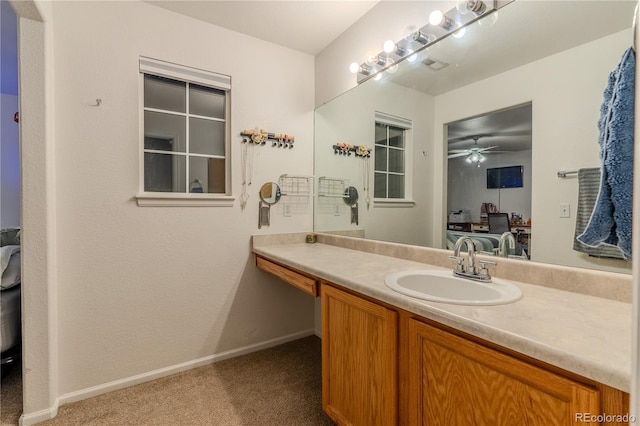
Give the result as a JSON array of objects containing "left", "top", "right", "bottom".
[{"left": 314, "top": 0, "right": 634, "bottom": 274}]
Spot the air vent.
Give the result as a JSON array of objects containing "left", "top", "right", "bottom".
[{"left": 421, "top": 57, "right": 449, "bottom": 71}]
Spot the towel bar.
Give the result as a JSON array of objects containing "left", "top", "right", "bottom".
[{"left": 557, "top": 170, "right": 578, "bottom": 178}]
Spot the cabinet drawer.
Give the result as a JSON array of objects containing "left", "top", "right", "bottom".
[{"left": 256, "top": 256, "right": 318, "bottom": 296}]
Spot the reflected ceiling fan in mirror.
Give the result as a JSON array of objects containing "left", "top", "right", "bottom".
[{"left": 447, "top": 135, "right": 498, "bottom": 166}]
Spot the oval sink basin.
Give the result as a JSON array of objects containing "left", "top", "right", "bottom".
[{"left": 384, "top": 270, "right": 522, "bottom": 305}]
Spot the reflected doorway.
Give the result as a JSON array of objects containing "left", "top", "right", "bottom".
[{"left": 445, "top": 103, "right": 533, "bottom": 257}]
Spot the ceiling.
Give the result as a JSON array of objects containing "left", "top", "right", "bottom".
[
  {"left": 145, "top": 0, "right": 379, "bottom": 55},
  {"left": 447, "top": 103, "right": 532, "bottom": 155}
]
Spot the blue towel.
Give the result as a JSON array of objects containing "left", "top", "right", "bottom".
[{"left": 577, "top": 47, "right": 635, "bottom": 260}]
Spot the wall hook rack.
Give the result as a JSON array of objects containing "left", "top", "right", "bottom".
[
  {"left": 241, "top": 128, "right": 295, "bottom": 148},
  {"left": 332, "top": 143, "right": 372, "bottom": 158}
]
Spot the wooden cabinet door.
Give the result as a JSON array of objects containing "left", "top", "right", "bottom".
[
  {"left": 322, "top": 284, "right": 398, "bottom": 426},
  {"left": 407, "top": 319, "right": 600, "bottom": 426}
]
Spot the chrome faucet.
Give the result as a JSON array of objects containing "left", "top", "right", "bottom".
[
  {"left": 498, "top": 232, "right": 516, "bottom": 258},
  {"left": 453, "top": 237, "right": 478, "bottom": 274},
  {"left": 450, "top": 237, "right": 496, "bottom": 282}
]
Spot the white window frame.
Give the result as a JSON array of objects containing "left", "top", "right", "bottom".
[
  {"left": 135, "top": 57, "right": 234, "bottom": 207},
  {"left": 373, "top": 111, "right": 415, "bottom": 208}
]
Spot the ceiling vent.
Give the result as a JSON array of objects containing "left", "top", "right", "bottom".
[{"left": 421, "top": 57, "right": 449, "bottom": 71}]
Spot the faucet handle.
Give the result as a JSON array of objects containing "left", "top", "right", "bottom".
[
  {"left": 448, "top": 255, "right": 465, "bottom": 272},
  {"left": 477, "top": 260, "right": 496, "bottom": 279}
]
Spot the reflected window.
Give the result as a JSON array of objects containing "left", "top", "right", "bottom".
[
  {"left": 140, "top": 58, "right": 230, "bottom": 195},
  {"left": 374, "top": 114, "right": 409, "bottom": 199}
]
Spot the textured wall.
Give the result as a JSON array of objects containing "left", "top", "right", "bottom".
[{"left": 50, "top": 1, "right": 315, "bottom": 396}]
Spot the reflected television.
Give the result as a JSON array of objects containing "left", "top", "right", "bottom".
[{"left": 487, "top": 165, "right": 523, "bottom": 189}]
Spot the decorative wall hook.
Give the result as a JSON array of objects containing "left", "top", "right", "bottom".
[
  {"left": 241, "top": 128, "right": 295, "bottom": 148},
  {"left": 94, "top": 98, "right": 102, "bottom": 107},
  {"left": 332, "top": 143, "right": 372, "bottom": 158}
]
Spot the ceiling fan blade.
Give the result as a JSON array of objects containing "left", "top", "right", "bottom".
[
  {"left": 447, "top": 133, "right": 495, "bottom": 143},
  {"left": 448, "top": 152, "right": 470, "bottom": 159},
  {"left": 477, "top": 146, "right": 499, "bottom": 152},
  {"left": 448, "top": 149, "right": 469, "bottom": 153}
]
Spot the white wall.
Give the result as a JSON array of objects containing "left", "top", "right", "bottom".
[
  {"left": 50, "top": 0, "right": 315, "bottom": 399},
  {"left": 1, "top": 94, "right": 20, "bottom": 228},
  {"left": 434, "top": 29, "right": 631, "bottom": 273},
  {"left": 448, "top": 150, "right": 532, "bottom": 223},
  {"left": 12, "top": 0, "right": 60, "bottom": 416},
  {"left": 314, "top": 81, "right": 434, "bottom": 246}
]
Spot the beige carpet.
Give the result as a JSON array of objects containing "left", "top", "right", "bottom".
[
  {"left": 1, "top": 360, "right": 23, "bottom": 425},
  {"left": 7, "top": 336, "right": 335, "bottom": 425}
]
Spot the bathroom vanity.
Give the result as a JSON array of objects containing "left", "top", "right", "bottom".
[{"left": 253, "top": 233, "right": 631, "bottom": 425}]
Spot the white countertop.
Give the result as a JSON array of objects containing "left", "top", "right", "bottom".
[{"left": 253, "top": 242, "right": 631, "bottom": 393}]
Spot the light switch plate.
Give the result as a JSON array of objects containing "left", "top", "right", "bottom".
[{"left": 560, "top": 203, "right": 570, "bottom": 218}]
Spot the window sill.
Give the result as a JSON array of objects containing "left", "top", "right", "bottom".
[
  {"left": 373, "top": 199, "right": 416, "bottom": 208},
  {"left": 135, "top": 193, "right": 236, "bottom": 207}
]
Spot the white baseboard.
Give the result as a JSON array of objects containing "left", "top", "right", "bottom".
[
  {"left": 20, "top": 403, "right": 59, "bottom": 426},
  {"left": 20, "top": 329, "right": 315, "bottom": 425}
]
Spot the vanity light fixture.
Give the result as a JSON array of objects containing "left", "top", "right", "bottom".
[
  {"left": 384, "top": 40, "right": 409, "bottom": 57},
  {"left": 386, "top": 58, "right": 398, "bottom": 73},
  {"left": 457, "top": 0, "right": 488, "bottom": 16},
  {"left": 452, "top": 25, "right": 466, "bottom": 39},
  {"left": 351, "top": 0, "right": 503, "bottom": 84},
  {"left": 373, "top": 54, "right": 389, "bottom": 67},
  {"left": 359, "top": 63, "right": 373, "bottom": 76},
  {"left": 383, "top": 40, "right": 396, "bottom": 53},
  {"left": 411, "top": 30, "right": 433, "bottom": 45},
  {"left": 429, "top": 10, "right": 455, "bottom": 30}
]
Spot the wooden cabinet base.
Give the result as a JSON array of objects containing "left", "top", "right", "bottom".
[
  {"left": 251, "top": 259, "right": 630, "bottom": 426},
  {"left": 256, "top": 255, "right": 318, "bottom": 296},
  {"left": 321, "top": 284, "right": 398, "bottom": 425},
  {"left": 406, "top": 319, "right": 603, "bottom": 425}
]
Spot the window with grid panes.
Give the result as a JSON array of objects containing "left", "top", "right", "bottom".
[
  {"left": 140, "top": 57, "right": 230, "bottom": 196},
  {"left": 374, "top": 120, "right": 408, "bottom": 199}
]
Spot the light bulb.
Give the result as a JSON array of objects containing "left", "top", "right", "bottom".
[
  {"left": 429, "top": 10, "right": 454, "bottom": 30},
  {"left": 349, "top": 62, "right": 360, "bottom": 74},
  {"left": 456, "top": 0, "right": 472, "bottom": 14},
  {"left": 429, "top": 10, "right": 444, "bottom": 26},
  {"left": 373, "top": 73, "right": 382, "bottom": 81},
  {"left": 386, "top": 58, "right": 398, "bottom": 73},
  {"left": 404, "top": 25, "right": 418, "bottom": 41},
  {"left": 383, "top": 40, "right": 395, "bottom": 53},
  {"left": 478, "top": 11, "right": 499, "bottom": 27},
  {"left": 406, "top": 50, "right": 418, "bottom": 63},
  {"left": 452, "top": 25, "right": 466, "bottom": 39}
]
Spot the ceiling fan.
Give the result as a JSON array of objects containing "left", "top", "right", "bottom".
[{"left": 447, "top": 136, "right": 498, "bottom": 163}]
